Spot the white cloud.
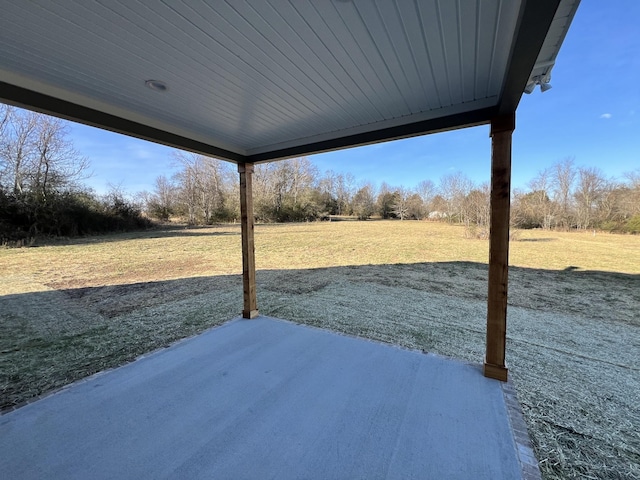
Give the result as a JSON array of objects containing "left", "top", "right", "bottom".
[
  {"left": 126, "top": 143, "right": 154, "bottom": 159},
  {"left": 600, "top": 113, "right": 612, "bottom": 119}
]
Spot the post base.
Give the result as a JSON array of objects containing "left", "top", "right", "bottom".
[
  {"left": 242, "top": 309, "right": 259, "bottom": 319},
  {"left": 484, "top": 361, "right": 508, "bottom": 382}
]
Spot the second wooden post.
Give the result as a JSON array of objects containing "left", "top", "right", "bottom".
[
  {"left": 484, "top": 114, "right": 515, "bottom": 381},
  {"left": 238, "top": 163, "right": 259, "bottom": 319}
]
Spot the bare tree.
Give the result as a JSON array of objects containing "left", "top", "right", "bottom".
[
  {"left": 316, "top": 170, "right": 338, "bottom": 215},
  {"left": 464, "top": 183, "right": 490, "bottom": 229},
  {"left": 376, "top": 182, "right": 398, "bottom": 219},
  {"left": 595, "top": 180, "right": 624, "bottom": 227},
  {"left": 416, "top": 179, "right": 436, "bottom": 213},
  {"left": 512, "top": 168, "right": 555, "bottom": 229},
  {"left": 390, "top": 188, "right": 424, "bottom": 220},
  {"left": 392, "top": 187, "right": 410, "bottom": 220},
  {"left": 352, "top": 183, "right": 376, "bottom": 220},
  {"left": 172, "top": 152, "right": 234, "bottom": 224},
  {"left": 31, "top": 115, "right": 89, "bottom": 200},
  {"left": 146, "top": 175, "right": 177, "bottom": 220},
  {"left": 253, "top": 162, "right": 277, "bottom": 212},
  {"left": 0, "top": 106, "right": 88, "bottom": 198},
  {"left": 252, "top": 157, "right": 321, "bottom": 222},
  {"left": 172, "top": 152, "right": 200, "bottom": 224},
  {"left": 574, "top": 166, "right": 607, "bottom": 229},
  {"left": 286, "top": 157, "right": 317, "bottom": 205},
  {"left": 428, "top": 194, "right": 448, "bottom": 219},
  {"left": 156, "top": 175, "right": 176, "bottom": 211},
  {"left": 623, "top": 169, "right": 640, "bottom": 216},
  {"left": 439, "top": 172, "right": 473, "bottom": 223},
  {"left": 550, "top": 157, "right": 576, "bottom": 229},
  {"left": 405, "top": 193, "right": 426, "bottom": 220},
  {"left": 336, "top": 172, "right": 355, "bottom": 215},
  {"left": 512, "top": 189, "right": 553, "bottom": 229},
  {"left": 625, "top": 169, "right": 640, "bottom": 190},
  {"left": 0, "top": 104, "right": 10, "bottom": 188},
  {"left": 269, "top": 157, "right": 317, "bottom": 214},
  {"left": 528, "top": 168, "right": 555, "bottom": 229},
  {"left": 0, "top": 107, "right": 38, "bottom": 195}
]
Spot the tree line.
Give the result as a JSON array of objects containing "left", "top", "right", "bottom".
[
  {"left": 2, "top": 105, "right": 639, "bottom": 242},
  {"left": 0, "top": 105, "right": 150, "bottom": 243},
  {"left": 143, "top": 153, "right": 640, "bottom": 234},
  {"left": 512, "top": 158, "right": 640, "bottom": 232}
]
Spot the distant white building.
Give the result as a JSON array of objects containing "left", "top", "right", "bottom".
[{"left": 428, "top": 211, "right": 448, "bottom": 220}]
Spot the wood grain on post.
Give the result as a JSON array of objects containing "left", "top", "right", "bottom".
[
  {"left": 238, "top": 163, "right": 259, "bottom": 319},
  {"left": 484, "top": 114, "right": 515, "bottom": 382}
]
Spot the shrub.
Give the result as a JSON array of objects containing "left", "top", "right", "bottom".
[
  {"left": 625, "top": 214, "right": 640, "bottom": 234},
  {"left": 0, "top": 189, "right": 153, "bottom": 244}
]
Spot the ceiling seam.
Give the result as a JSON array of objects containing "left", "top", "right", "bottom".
[
  {"left": 486, "top": 0, "right": 505, "bottom": 99},
  {"left": 331, "top": 3, "right": 396, "bottom": 119},
  {"left": 415, "top": 0, "right": 444, "bottom": 108},
  {"left": 435, "top": 0, "right": 454, "bottom": 106},
  {"left": 279, "top": 0, "right": 366, "bottom": 125},
  {"left": 300, "top": 1, "right": 383, "bottom": 121},
  {"left": 175, "top": 0, "right": 328, "bottom": 130},
  {"left": 243, "top": 0, "right": 358, "bottom": 126}
]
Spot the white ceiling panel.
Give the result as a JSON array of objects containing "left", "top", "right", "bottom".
[{"left": 0, "top": 0, "right": 580, "bottom": 162}]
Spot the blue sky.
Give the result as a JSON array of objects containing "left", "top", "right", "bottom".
[{"left": 70, "top": 0, "right": 639, "bottom": 195}]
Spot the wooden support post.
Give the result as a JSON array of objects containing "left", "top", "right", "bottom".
[
  {"left": 238, "top": 163, "right": 259, "bottom": 319},
  {"left": 484, "top": 114, "right": 515, "bottom": 382}
]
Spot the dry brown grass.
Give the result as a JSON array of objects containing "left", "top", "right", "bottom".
[{"left": 1, "top": 221, "right": 639, "bottom": 479}]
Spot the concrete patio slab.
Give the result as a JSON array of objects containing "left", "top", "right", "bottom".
[{"left": 0, "top": 316, "right": 534, "bottom": 479}]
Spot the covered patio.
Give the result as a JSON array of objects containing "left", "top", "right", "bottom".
[
  {"left": 1, "top": 316, "right": 536, "bottom": 479},
  {"left": 0, "top": 0, "right": 580, "bottom": 477}
]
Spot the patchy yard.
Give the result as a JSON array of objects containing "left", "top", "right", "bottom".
[{"left": 1, "top": 222, "right": 639, "bottom": 479}]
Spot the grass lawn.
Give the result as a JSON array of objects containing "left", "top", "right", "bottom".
[{"left": 1, "top": 220, "right": 639, "bottom": 479}]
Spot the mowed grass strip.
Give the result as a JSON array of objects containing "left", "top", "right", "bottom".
[
  {"left": 260, "top": 221, "right": 640, "bottom": 272},
  {"left": 3, "top": 221, "right": 636, "bottom": 295},
  {"left": 1, "top": 221, "right": 639, "bottom": 479}
]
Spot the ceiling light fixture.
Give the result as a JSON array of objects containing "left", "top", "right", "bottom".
[{"left": 145, "top": 80, "right": 168, "bottom": 92}]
